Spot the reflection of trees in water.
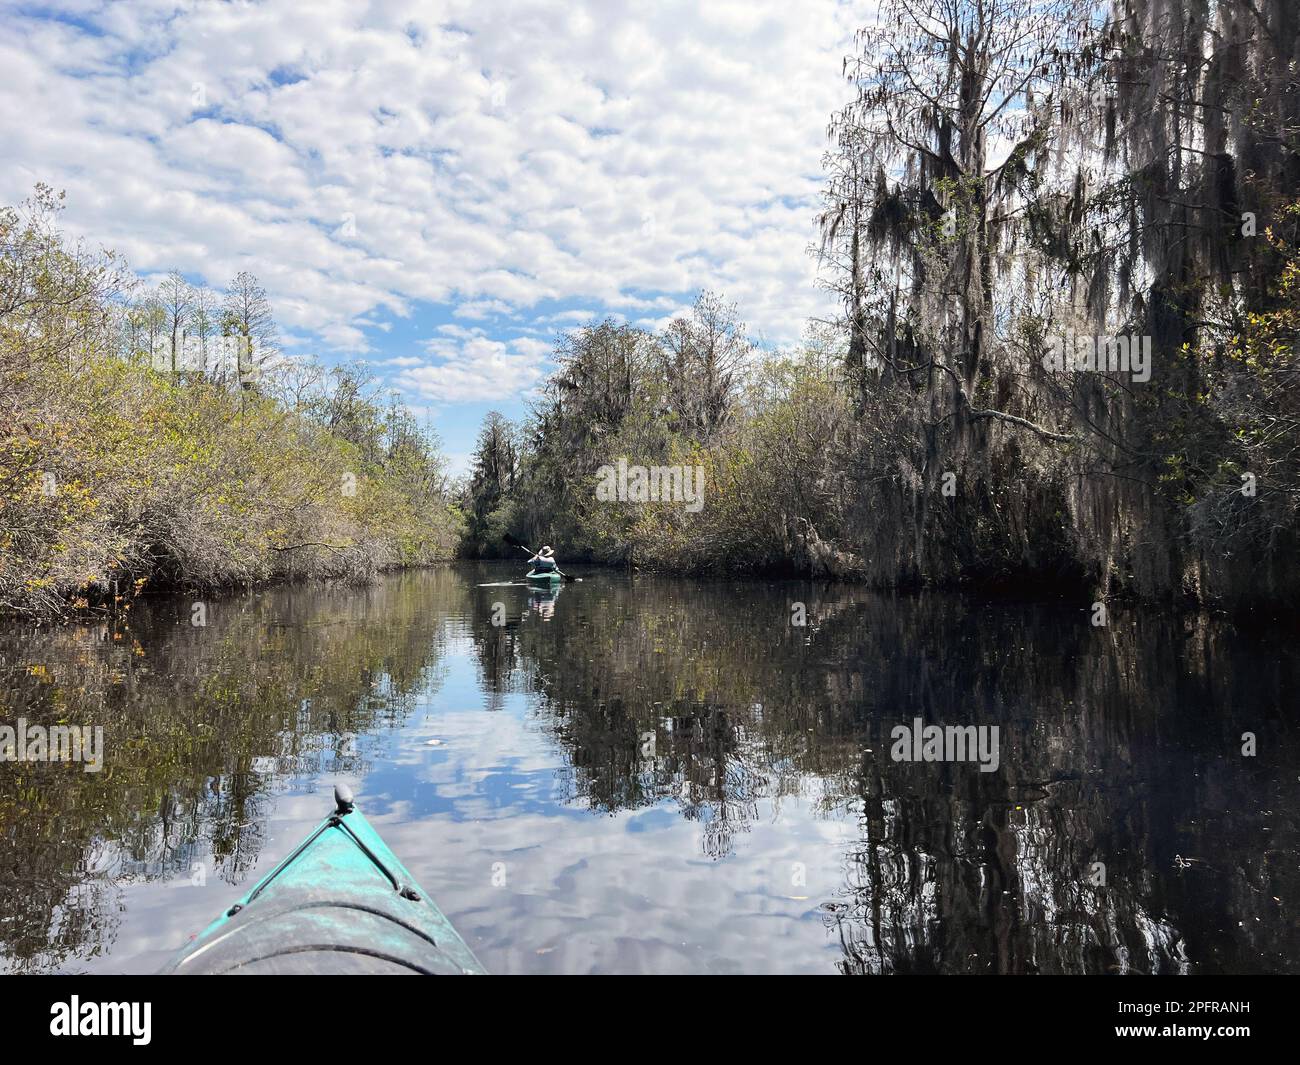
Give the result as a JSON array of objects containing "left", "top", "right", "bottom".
[
  {"left": 822, "top": 606, "right": 1300, "bottom": 975},
  {"left": 680, "top": 751, "right": 762, "bottom": 862},
  {"left": 464, "top": 576, "right": 855, "bottom": 849},
  {"left": 829, "top": 781, "right": 1191, "bottom": 974},
  {"left": 0, "top": 570, "right": 461, "bottom": 972},
  {"left": 465, "top": 573, "right": 1300, "bottom": 974}
]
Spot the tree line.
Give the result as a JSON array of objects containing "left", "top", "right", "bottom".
[
  {"left": 0, "top": 186, "right": 458, "bottom": 618},
  {"left": 463, "top": 0, "right": 1300, "bottom": 611}
]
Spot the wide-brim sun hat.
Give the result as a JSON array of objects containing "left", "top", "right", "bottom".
[{"left": 539, "top": 546, "right": 554, "bottom": 558}]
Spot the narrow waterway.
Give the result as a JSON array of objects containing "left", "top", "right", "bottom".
[{"left": 1, "top": 564, "right": 1296, "bottom": 973}]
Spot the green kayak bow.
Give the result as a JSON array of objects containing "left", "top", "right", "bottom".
[{"left": 162, "top": 786, "right": 485, "bottom": 975}]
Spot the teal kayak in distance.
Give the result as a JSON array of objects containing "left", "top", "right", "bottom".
[
  {"left": 525, "top": 569, "right": 563, "bottom": 585},
  {"left": 162, "top": 786, "right": 485, "bottom": 975}
]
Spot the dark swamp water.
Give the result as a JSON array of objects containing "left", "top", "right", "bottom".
[{"left": 0, "top": 563, "right": 1296, "bottom": 974}]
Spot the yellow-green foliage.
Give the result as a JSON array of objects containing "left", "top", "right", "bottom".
[
  {"left": 542, "top": 345, "right": 856, "bottom": 573},
  {"left": 0, "top": 189, "right": 460, "bottom": 618}
]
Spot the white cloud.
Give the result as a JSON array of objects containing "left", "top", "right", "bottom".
[
  {"left": 0, "top": 0, "right": 862, "bottom": 369},
  {"left": 397, "top": 331, "right": 552, "bottom": 403},
  {"left": 454, "top": 299, "right": 515, "bottom": 320},
  {"left": 541, "top": 309, "right": 599, "bottom": 324}
]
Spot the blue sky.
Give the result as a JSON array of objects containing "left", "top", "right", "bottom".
[{"left": 1, "top": 0, "right": 861, "bottom": 474}]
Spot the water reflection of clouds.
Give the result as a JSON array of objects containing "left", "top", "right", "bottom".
[
  {"left": 365, "top": 647, "right": 853, "bottom": 973},
  {"left": 378, "top": 794, "right": 848, "bottom": 974}
]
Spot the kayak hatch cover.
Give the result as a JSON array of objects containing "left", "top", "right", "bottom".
[{"left": 161, "top": 785, "right": 486, "bottom": 975}]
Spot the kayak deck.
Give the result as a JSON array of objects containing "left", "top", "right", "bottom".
[{"left": 162, "top": 787, "right": 485, "bottom": 975}]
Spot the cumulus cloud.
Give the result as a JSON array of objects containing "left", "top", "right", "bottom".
[
  {"left": 397, "top": 329, "right": 552, "bottom": 403},
  {"left": 453, "top": 299, "right": 515, "bottom": 320},
  {"left": 1, "top": 0, "right": 859, "bottom": 388}
]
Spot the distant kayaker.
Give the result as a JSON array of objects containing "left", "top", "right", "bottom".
[{"left": 528, "top": 545, "right": 558, "bottom": 572}]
